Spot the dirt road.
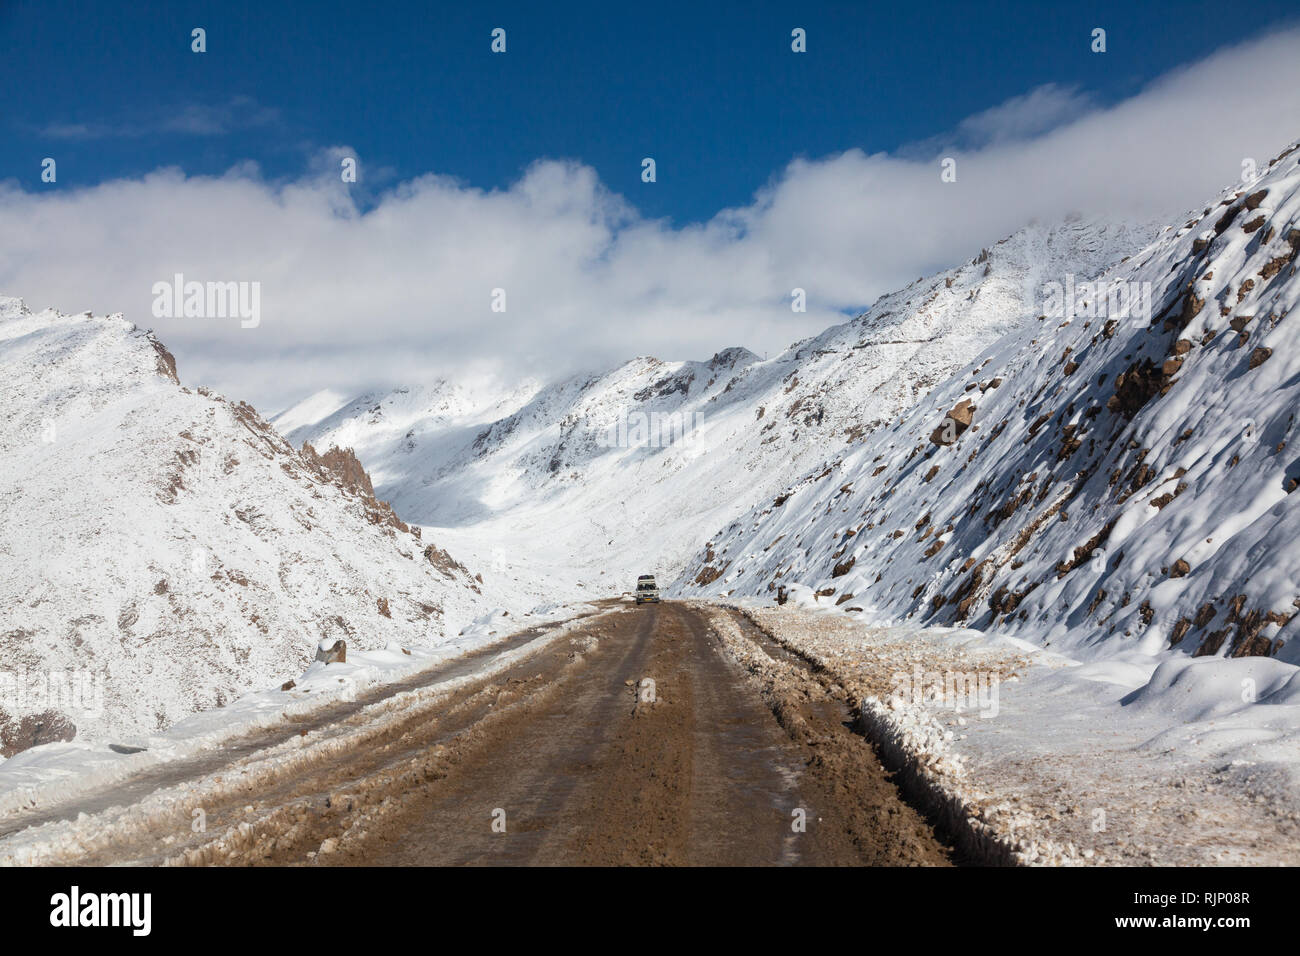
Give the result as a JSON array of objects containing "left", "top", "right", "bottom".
[{"left": 1, "top": 601, "right": 954, "bottom": 866}]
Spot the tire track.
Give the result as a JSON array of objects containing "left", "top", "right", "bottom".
[{"left": 3, "top": 601, "right": 955, "bottom": 866}]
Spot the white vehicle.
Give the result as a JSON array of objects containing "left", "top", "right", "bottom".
[{"left": 635, "top": 574, "right": 660, "bottom": 604}]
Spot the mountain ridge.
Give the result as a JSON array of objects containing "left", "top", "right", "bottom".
[
  {"left": 0, "top": 299, "right": 487, "bottom": 748},
  {"left": 677, "top": 140, "right": 1300, "bottom": 667},
  {"left": 278, "top": 214, "right": 1159, "bottom": 603}
]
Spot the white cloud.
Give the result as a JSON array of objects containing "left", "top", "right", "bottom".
[
  {"left": 37, "top": 96, "right": 279, "bottom": 140},
  {"left": 954, "top": 83, "right": 1095, "bottom": 147},
  {"left": 3, "top": 26, "right": 1299, "bottom": 413},
  {"left": 907, "top": 83, "right": 1095, "bottom": 153}
]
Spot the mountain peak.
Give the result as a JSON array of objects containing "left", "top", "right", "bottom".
[{"left": 0, "top": 307, "right": 487, "bottom": 745}]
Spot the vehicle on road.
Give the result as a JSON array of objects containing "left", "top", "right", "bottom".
[{"left": 635, "top": 574, "right": 660, "bottom": 604}]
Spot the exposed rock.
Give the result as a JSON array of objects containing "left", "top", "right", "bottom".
[
  {"left": 423, "top": 543, "right": 471, "bottom": 579},
  {"left": 1170, "top": 618, "right": 1192, "bottom": 646},
  {"left": 151, "top": 339, "right": 180, "bottom": 384},
  {"left": 300, "top": 442, "right": 410, "bottom": 533},
  {"left": 0, "top": 709, "right": 76, "bottom": 758},
  {"left": 315, "top": 639, "right": 347, "bottom": 665},
  {"left": 930, "top": 398, "right": 975, "bottom": 446},
  {"left": 1243, "top": 188, "right": 1268, "bottom": 210},
  {"left": 1106, "top": 360, "right": 1165, "bottom": 419},
  {"left": 1214, "top": 204, "right": 1243, "bottom": 235},
  {"left": 695, "top": 564, "right": 724, "bottom": 586}
]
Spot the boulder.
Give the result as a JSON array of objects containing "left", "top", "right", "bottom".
[
  {"left": 930, "top": 398, "right": 975, "bottom": 446},
  {"left": 315, "top": 639, "right": 347, "bottom": 665},
  {"left": 0, "top": 709, "right": 76, "bottom": 758}
]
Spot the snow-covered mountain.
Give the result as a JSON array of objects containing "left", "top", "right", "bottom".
[
  {"left": 277, "top": 217, "right": 1156, "bottom": 602},
  {"left": 0, "top": 299, "right": 486, "bottom": 750},
  {"left": 678, "top": 141, "right": 1300, "bottom": 666}
]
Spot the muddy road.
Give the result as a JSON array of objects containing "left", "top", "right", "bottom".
[{"left": 2, "top": 601, "right": 954, "bottom": 866}]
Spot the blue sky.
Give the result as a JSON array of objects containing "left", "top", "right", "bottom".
[
  {"left": 7, "top": 0, "right": 1298, "bottom": 224},
  {"left": 2, "top": 2, "right": 1299, "bottom": 410}
]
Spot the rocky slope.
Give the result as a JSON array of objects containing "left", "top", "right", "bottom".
[
  {"left": 277, "top": 217, "right": 1155, "bottom": 600},
  {"left": 0, "top": 299, "right": 485, "bottom": 750},
  {"left": 677, "top": 140, "right": 1300, "bottom": 666}
]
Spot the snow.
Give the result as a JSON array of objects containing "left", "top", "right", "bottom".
[
  {"left": 268, "top": 388, "right": 353, "bottom": 438},
  {"left": 0, "top": 299, "right": 493, "bottom": 746},
  {"left": 278, "top": 216, "right": 1157, "bottom": 609},
  {"left": 731, "top": 602, "right": 1300, "bottom": 865},
  {"left": 0, "top": 600, "right": 600, "bottom": 831},
  {"left": 669, "top": 142, "right": 1300, "bottom": 861},
  {"left": 4, "top": 137, "right": 1299, "bottom": 860},
  {"left": 456, "top": 607, "right": 519, "bottom": 641},
  {"left": 679, "top": 141, "right": 1300, "bottom": 675}
]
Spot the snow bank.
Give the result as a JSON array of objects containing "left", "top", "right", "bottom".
[
  {"left": 733, "top": 602, "right": 1300, "bottom": 865},
  {"left": 0, "top": 601, "right": 600, "bottom": 831}
]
